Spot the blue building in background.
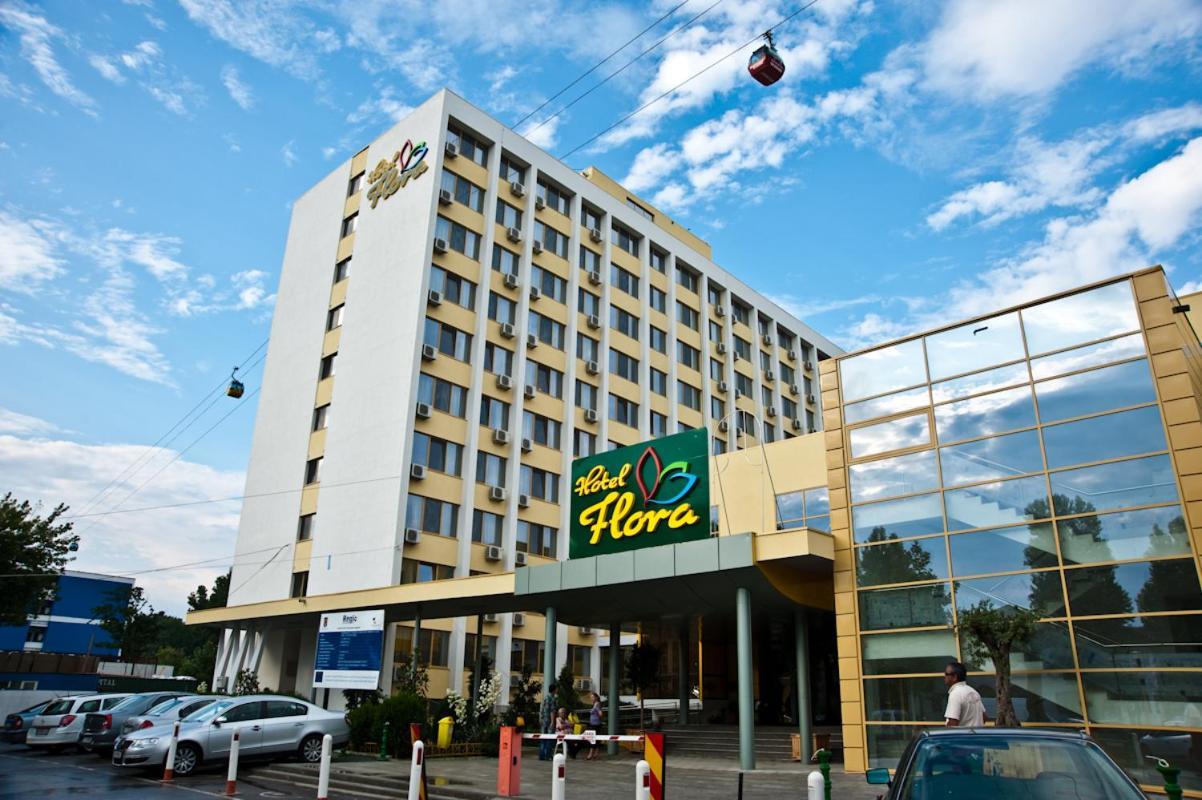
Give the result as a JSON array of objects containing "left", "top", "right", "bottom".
[{"left": 0, "top": 570, "right": 133, "bottom": 657}]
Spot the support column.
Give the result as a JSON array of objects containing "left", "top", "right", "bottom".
[
  {"left": 542, "top": 606, "right": 557, "bottom": 692},
  {"left": 794, "top": 609, "right": 812, "bottom": 764},
  {"left": 736, "top": 587, "right": 755, "bottom": 771},
  {"left": 608, "top": 622, "right": 620, "bottom": 756},
  {"left": 678, "top": 619, "right": 690, "bottom": 725},
  {"left": 471, "top": 613, "right": 485, "bottom": 707},
  {"left": 411, "top": 607, "right": 422, "bottom": 676}
]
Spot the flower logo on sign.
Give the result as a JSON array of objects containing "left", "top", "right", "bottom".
[
  {"left": 634, "top": 445, "right": 699, "bottom": 507},
  {"left": 366, "top": 138, "right": 430, "bottom": 208}
]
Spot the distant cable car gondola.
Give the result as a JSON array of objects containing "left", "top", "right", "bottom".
[
  {"left": 748, "top": 31, "right": 785, "bottom": 86},
  {"left": 227, "top": 366, "right": 245, "bottom": 399}
]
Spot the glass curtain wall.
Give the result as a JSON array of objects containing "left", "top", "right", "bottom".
[{"left": 838, "top": 278, "right": 1202, "bottom": 788}]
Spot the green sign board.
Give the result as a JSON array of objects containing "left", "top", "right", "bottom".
[{"left": 569, "top": 428, "right": 710, "bottom": 559}]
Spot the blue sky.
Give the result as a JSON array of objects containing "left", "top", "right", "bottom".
[{"left": 2, "top": 0, "right": 1201, "bottom": 614}]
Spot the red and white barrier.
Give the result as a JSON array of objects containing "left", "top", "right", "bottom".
[
  {"left": 317, "top": 733, "right": 333, "bottom": 800},
  {"left": 406, "top": 740, "right": 424, "bottom": 800},
  {"left": 162, "top": 720, "right": 181, "bottom": 782},
  {"left": 552, "top": 752, "right": 566, "bottom": 800},
  {"left": 225, "top": 730, "right": 240, "bottom": 796},
  {"left": 522, "top": 733, "right": 644, "bottom": 743},
  {"left": 636, "top": 760, "right": 651, "bottom": 800}
]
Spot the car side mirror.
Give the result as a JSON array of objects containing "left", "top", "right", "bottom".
[
  {"left": 866, "top": 768, "right": 892, "bottom": 786},
  {"left": 213, "top": 717, "right": 226, "bottom": 727}
]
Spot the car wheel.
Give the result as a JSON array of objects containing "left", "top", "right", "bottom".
[
  {"left": 173, "top": 743, "right": 200, "bottom": 777},
  {"left": 299, "top": 734, "right": 324, "bottom": 764}
]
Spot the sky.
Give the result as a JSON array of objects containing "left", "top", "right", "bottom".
[{"left": 2, "top": 0, "right": 1202, "bottom": 616}]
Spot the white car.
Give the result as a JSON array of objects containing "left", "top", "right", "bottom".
[{"left": 28, "top": 694, "right": 130, "bottom": 751}]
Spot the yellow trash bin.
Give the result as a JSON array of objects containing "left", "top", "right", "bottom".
[
  {"left": 437, "top": 716, "right": 454, "bottom": 748},
  {"left": 571, "top": 712, "right": 583, "bottom": 736}
]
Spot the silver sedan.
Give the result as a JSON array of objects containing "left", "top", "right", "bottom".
[{"left": 111, "top": 695, "right": 349, "bottom": 776}]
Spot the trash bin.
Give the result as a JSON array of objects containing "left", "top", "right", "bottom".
[
  {"left": 571, "top": 712, "right": 583, "bottom": 735},
  {"left": 791, "top": 733, "right": 801, "bottom": 762},
  {"left": 437, "top": 716, "right": 454, "bottom": 748}
]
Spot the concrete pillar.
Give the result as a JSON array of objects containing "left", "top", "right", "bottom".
[
  {"left": 543, "top": 606, "right": 557, "bottom": 691},
  {"left": 736, "top": 587, "right": 755, "bottom": 771},
  {"left": 678, "top": 619, "right": 690, "bottom": 725},
  {"left": 794, "top": 609, "right": 812, "bottom": 764},
  {"left": 411, "top": 608, "right": 422, "bottom": 676},
  {"left": 608, "top": 622, "right": 620, "bottom": 756}
]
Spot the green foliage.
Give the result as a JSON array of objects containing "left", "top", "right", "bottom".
[
  {"left": 556, "top": 663, "right": 580, "bottom": 714},
  {"left": 233, "top": 668, "right": 260, "bottom": 696},
  {"left": 626, "top": 641, "right": 660, "bottom": 728},
  {"left": 957, "top": 601, "right": 1040, "bottom": 728},
  {"left": 343, "top": 689, "right": 383, "bottom": 711},
  {"left": 505, "top": 664, "right": 541, "bottom": 726},
  {"left": 188, "top": 572, "right": 229, "bottom": 611},
  {"left": 93, "top": 586, "right": 165, "bottom": 663},
  {"left": 0, "top": 493, "right": 78, "bottom": 626},
  {"left": 376, "top": 691, "right": 428, "bottom": 755},
  {"left": 393, "top": 654, "right": 430, "bottom": 699}
]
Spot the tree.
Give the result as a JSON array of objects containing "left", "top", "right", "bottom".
[
  {"left": 957, "top": 601, "right": 1040, "bottom": 728},
  {"left": 0, "top": 493, "right": 78, "bottom": 625},
  {"left": 188, "top": 571, "right": 229, "bottom": 611},
  {"left": 556, "top": 662, "right": 580, "bottom": 716},
  {"left": 506, "top": 664, "right": 541, "bottom": 727},
  {"left": 625, "top": 641, "right": 660, "bottom": 729},
  {"left": 856, "top": 526, "right": 938, "bottom": 586},
  {"left": 93, "top": 585, "right": 164, "bottom": 662}
]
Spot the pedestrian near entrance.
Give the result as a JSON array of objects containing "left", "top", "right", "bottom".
[
  {"left": 539, "top": 683, "right": 558, "bottom": 760},
  {"left": 944, "top": 661, "right": 987, "bottom": 727},
  {"left": 586, "top": 692, "right": 603, "bottom": 761}
]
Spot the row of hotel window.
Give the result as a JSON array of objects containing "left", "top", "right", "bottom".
[{"left": 395, "top": 626, "right": 591, "bottom": 676}]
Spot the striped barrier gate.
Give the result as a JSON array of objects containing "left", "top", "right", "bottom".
[{"left": 644, "top": 732, "right": 666, "bottom": 800}]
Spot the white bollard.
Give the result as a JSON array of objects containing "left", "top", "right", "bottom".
[
  {"left": 162, "top": 720, "right": 181, "bottom": 781},
  {"left": 552, "top": 752, "right": 566, "bottom": 800},
  {"left": 807, "top": 770, "right": 824, "bottom": 800},
  {"left": 406, "top": 740, "right": 424, "bottom": 800},
  {"left": 226, "top": 730, "right": 241, "bottom": 796},
  {"left": 635, "top": 759, "right": 651, "bottom": 800},
  {"left": 317, "top": 733, "right": 333, "bottom": 800}
]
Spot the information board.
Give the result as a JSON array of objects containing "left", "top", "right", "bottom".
[{"left": 313, "top": 609, "right": 385, "bottom": 690}]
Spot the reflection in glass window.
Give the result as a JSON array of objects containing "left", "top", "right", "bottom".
[
  {"left": 1041, "top": 406, "right": 1167, "bottom": 469},
  {"left": 839, "top": 338, "right": 927, "bottom": 403},
  {"left": 863, "top": 676, "right": 947, "bottom": 721},
  {"left": 858, "top": 583, "right": 952, "bottom": 630},
  {"left": 962, "top": 624, "right": 1076, "bottom": 673},
  {"left": 852, "top": 493, "right": 944, "bottom": 543},
  {"left": 1034, "top": 359, "right": 1157, "bottom": 423},
  {"left": 940, "top": 429, "right": 1044, "bottom": 487},
  {"left": 1074, "top": 614, "right": 1202, "bottom": 669},
  {"left": 1021, "top": 281, "right": 1139, "bottom": 356},
  {"left": 1065, "top": 559, "right": 1202, "bottom": 616},
  {"left": 1058, "top": 506, "right": 1190, "bottom": 565},
  {"left": 844, "top": 385, "right": 931, "bottom": 426},
  {"left": 1050, "top": 455, "right": 1177, "bottom": 517},
  {"left": 849, "top": 449, "right": 940, "bottom": 504},
  {"left": 955, "top": 572, "right": 1066, "bottom": 617},
  {"left": 856, "top": 535, "right": 948, "bottom": 586},
  {"left": 934, "top": 385, "right": 1037, "bottom": 445},
  {"left": 776, "top": 491, "right": 804, "bottom": 528},
  {"left": 944, "top": 475, "right": 1051, "bottom": 532},
  {"left": 1081, "top": 671, "right": 1202, "bottom": 727},
  {"left": 861, "top": 630, "right": 957, "bottom": 675},
  {"left": 930, "top": 362, "right": 1029, "bottom": 405},
  {"left": 925, "top": 311, "right": 1025, "bottom": 382},
  {"left": 970, "top": 671, "right": 1081, "bottom": 721},
  {"left": 805, "top": 487, "right": 830, "bottom": 516},
  {"left": 1029, "top": 332, "right": 1146, "bottom": 380},
  {"left": 849, "top": 413, "right": 931, "bottom": 459},
  {"left": 949, "top": 523, "right": 1058, "bottom": 576},
  {"left": 1092, "top": 728, "right": 1202, "bottom": 791}
]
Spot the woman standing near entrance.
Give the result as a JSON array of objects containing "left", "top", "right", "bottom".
[{"left": 586, "top": 692, "right": 603, "bottom": 760}]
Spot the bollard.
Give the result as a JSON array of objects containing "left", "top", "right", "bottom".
[
  {"left": 815, "top": 748, "right": 832, "bottom": 800},
  {"left": 552, "top": 751, "right": 566, "bottom": 800},
  {"left": 407, "top": 740, "right": 425, "bottom": 800},
  {"left": 635, "top": 759, "right": 651, "bottom": 800},
  {"left": 379, "top": 720, "right": 391, "bottom": 761},
  {"left": 807, "top": 770, "right": 824, "bottom": 800},
  {"left": 225, "top": 730, "right": 240, "bottom": 796},
  {"left": 1150, "top": 757, "right": 1183, "bottom": 800},
  {"left": 162, "top": 720, "right": 181, "bottom": 782},
  {"left": 737, "top": 772, "right": 744, "bottom": 800},
  {"left": 317, "top": 733, "right": 333, "bottom": 800}
]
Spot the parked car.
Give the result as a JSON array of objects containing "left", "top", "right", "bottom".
[
  {"left": 27, "top": 694, "right": 130, "bottom": 752},
  {"left": 3, "top": 700, "right": 57, "bottom": 743},
  {"left": 81, "top": 691, "right": 189, "bottom": 754},
  {"left": 119, "top": 695, "right": 220, "bottom": 736},
  {"left": 112, "top": 695, "right": 350, "bottom": 776},
  {"left": 865, "top": 728, "right": 1146, "bottom": 799}
]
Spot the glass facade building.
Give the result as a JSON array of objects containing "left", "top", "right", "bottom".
[{"left": 822, "top": 269, "right": 1202, "bottom": 794}]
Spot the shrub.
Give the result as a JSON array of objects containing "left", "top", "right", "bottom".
[
  {"left": 347, "top": 703, "right": 378, "bottom": 751},
  {"left": 376, "top": 691, "right": 428, "bottom": 756}
]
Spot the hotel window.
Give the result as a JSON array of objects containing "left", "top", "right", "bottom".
[
  {"left": 650, "top": 326, "right": 667, "bottom": 354},
  {"left": 297, "top": 513, "right": 315, "bottom": 541},
  {"left": 440, "top": 169, "right": 484, "bottom": 212},
  {"left": 435, "top": 216, "right": 481, "bottom": 259},
  {"left": 531, "top": 266, "right": 567, "bottom": 303},
  {"left": 733, "top": 336, "right": 752, "bottom": 361},
  {"left": 304, "top": 457, "right": 322, "bottom": 484},
  {"left": 484, "top": 342, "right": 513, "bottom": 377},
  {"left": 312, "top": 404, "right": 330, "bottom": 431},
  {"left": 610, "top": 306, "right": 639, "bottom": 338},
  {"left": 528, "top": 311, "right": 565, "bottom": 349},
  {"left": 676, "top": 265, "right": 698, "bottom": 293},
  {"left": 319, "top": 353, "right": 336, "bottom": 379},
  {"left": 471, "top": 510, "right": 503, "bottom": 546},
  {"left": 525, "top": 360, "right": 564, "bottom": 398},
  {"left": 734, "top": 373, "right": 753, "bottom": 398},
  {"left": 678, "top": 421, "right": 694, "bottom": 432},
  {"left": 534, "top": 221, "right": 569, "bottom": 258},
  {"left": 537, "top": 180, "right": 571, "bottom": 214},
  {"left": 582, "top": 205, "right": 602, "bottom": 231},
  {"left": 708, "top": 320, "right": 723, "bottom": 343},
  {"left": 334, "top": 256, "right": 350, "bottom": 283},
  {"left": 761, "top": 385, "right": 773, "bottom": 408},
  {"left": 340, "top": 213, "right": 358, "bottom": 238},
  {"left": 510, "top": 638, "right": 545, "bottom": 674},
  {"left": 347, "top": 173, "right": 363, "bottom": 196},
  {"left": 626, "top": 197, "right": 654, "bottom": 220},
  {"left": 447, "top": 123, "right": 489, "bottom": 166},
  {"left": 758, "top": 316, "right": 772, "bottom": 337},
  {"left": 707, "top": 284, "right": 723, "bottom": 306},
  {"left": 677, "top": 302, "right": 699, "bottom": 331},
  {"left": 760, "top": 350, "right": 772, "bottom": 371},
  {"left": 677, "top": 341, "right": 700, "bottom": 371},
  {"left": 475, "top": 452, "right": 507, "bottom": 487},
  {"left": 488, "top": 291, "right": 517, "bottom": 325},
  {"left": 610, "top": 348, "right": 640, "bottom": 382},
  {"left": 774, "top": 487, "right": 828, "bottom": 531},
  {"left": 650, "top": 247, "right": 667, "bottom": 273},
  {"left": 650, "top": 285, "right": 667, "bottom": 314},
  {"left": 611, "top": 223, "right": 640, "bottom": 256},
  {"left": 569, "top": 644, "right": 592, "bottom": 676},
  {"left": 609, "top": 394, "right": 638, "bottom": 427},
  {"left": 396, "top": 627, "right": 451, "bottom": 668},
  {"left": 805, "top": 409, "right": 816, "bottom": 430},
  {"left": 577, "top": 333, "right": 599, "bottom": 363},
  {"left": 780, "top": 363, "right": 795, "bottom": 385},
  {"left": 326, "top": 304, "right": 344, "bottom": 331},
  {"left": 523, "top": 411, "right": 562, "bottom": 449},
  {"left": 499, "top": 155, "right": 526, "bottom": 184},
  {"left": 492, "top": 244, "right": 520, "bottom": 275},
  {"left": 782, "top": 397, "right": 798, "bottom": 420},
  {"left": 611, "top": 264, "right": 640, "bottom": 298},
  {"left": 463, "top": 634, "right": 498, "bottom": 670},
  {"left": 429, "top": 265, "right": 476, "bottom": 308},
  {"left": 418, "top": 374, "right": 467, "bottom": 417},
  {"left": 290, "top": 571, "right": 309, "bottom": 598},
  {"left": 711, "top": 397, "right": 725, "bottom": 420},
  {"left": 650, "top": 411, "right": 668, "bottom": 438},
  {"left": 520, "top": 465, "right": 560, "bottom": 503},
  {"left": 412, "top": 433, "right": 463, "bottom": 476},
  {"left": 731, "top": 301, "right": 750, "bottom": 325},
  {"left": 736, "top": 409, "right": 756, "bottom": 436},
  {"left": 678, "top": 381, "right": 701, "bottom": 411},
  {"left": 650, "top": 368, "right": 668, "bottom": 396},
  {"left": 574, "top": 429, "right": 596, "bottom": 457},
  {"left": 496, "top": 199, "right": 523, "bottom": 230},
  {"left": 712, "top": 438, "right": 726, "bottom": 455},
  {"left": 576, "top": 380, "right": 598, "bottom": 411},
  {"left": 479, "top": 395, "right": 511, "bottom": 430},
  {"left": 405, "top": 495, "right": 460, "bottom": 538},
  {"left": 400, "top": 560, "right": 456, "bottom": 584},
  {"left": 579, "top": 245, "right": 601, "bottom": 274},
  {"left": 804, "top": 376, "right": 814, "bottom": 396},
  {"left": 578, "top": 288, "right": 600, "bottom": 317},
  {"left": 517, "top": 522, "right": 557, "bottom": 557},
  {"left": 763, "top": 422, "right": 776, "bottom": 443},
  {"left": 424, "top": 318, "right": 473, "bottom": 360},
  {"left": 779, "top": 330, "right": 795, "bottom": 352}
]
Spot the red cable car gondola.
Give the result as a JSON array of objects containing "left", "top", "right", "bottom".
[
  {"left": 227, "top": 366, "right": 245, "bottom": 399},
  {"left": 748, "top": 31, "right": 785, "bottom": 86}
]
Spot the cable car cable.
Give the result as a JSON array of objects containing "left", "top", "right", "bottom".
[{"left": 561, "top": 0, "right": 822, "bottom": 159}]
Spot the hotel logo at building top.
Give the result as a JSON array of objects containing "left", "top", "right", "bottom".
[
  {"left": 569, "top": 428, "right": 710, "bottom": 558},
  {"left": 366, "top": 138, "right": 429, "bottom": 208}
]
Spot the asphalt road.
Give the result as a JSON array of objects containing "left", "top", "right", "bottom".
[{"left": 0, "top": 742, "right": 364, "bottom": 799}]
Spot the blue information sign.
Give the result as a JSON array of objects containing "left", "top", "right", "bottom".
[{"left": 313, "top": 609, "right": 384, "bottom": 690}]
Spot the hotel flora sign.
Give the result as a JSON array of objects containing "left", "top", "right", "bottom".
[
  {"left": 569, "top": 428, "right": 710, "bottom": 559},
  {"left": 366, "top": 138, "right": 429, "bottom": 208}
]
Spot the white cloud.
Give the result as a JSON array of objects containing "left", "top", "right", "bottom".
[
  {"left": 0, "top": 211, "right": 65, "bottom": 291},
  {"left": 177, "top": 0, "right": 326, "bottom": 79},
  {"left": 120, "top": 40, "right": 162, "bottom": 72},
  {"left": 0, "top": 3, "right": 98, "bottom": 115},
  {"left": 346, "top": 86, "right": 414, "bottom": 125},
  {"left": 89, "top": 55, "right": 125, "bottom": 84},
  {"left": 622, "top": 143, "right": 679, "bottom": 194},
  {"left": 1176, "top": 279, "right": 1202, "bottom": 295},
  {"left": 519, "top": 116, "right": 560, "bottom": 149},
  {"left": 1123, "top": 102, "right": 1202, "bottom": 144},
  {"left": 0, "top": 407, "right": 62, "bottom": 436},
  {"left": 220, "top": 64, "right": 255, "bottom": 110},
  {"left": 766, "top": 293, "right": 881, "bottom": 321},
  {"left": 281, "top": 139, "right": 297, "bottom": 166}
]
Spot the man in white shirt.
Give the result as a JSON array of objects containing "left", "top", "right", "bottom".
[{"left": 944, "top": 661, "right": 986, "bottom": 727}]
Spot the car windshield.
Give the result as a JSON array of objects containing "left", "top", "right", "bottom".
[
  {"left": 20, "top": 701, "right": 50, "bottom": 714},
  {"left": 146, "top": 697, "right": 186, "bottom": 715},
  {"left": 178, "top": 700, "right": 217, "bottom": 720},
  {"left": 42, "top": 699, "right": 74, "bottom": 715},
  {"left": 186, "top": 699, "right": 238, "bottom": 723},
  {"left": 111, "top": 695, "right": 161, "bottom": 714},
  {"left": 900, "top": 736, "right": 1145, "bottom": 799}
]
